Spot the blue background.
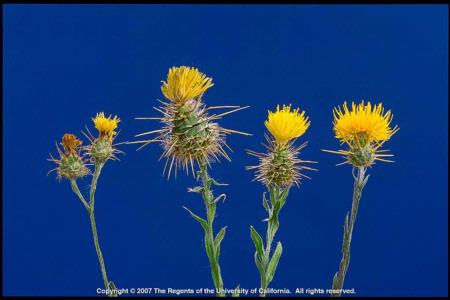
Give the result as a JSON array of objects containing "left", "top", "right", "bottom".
[{"left": 3, "top": 4, "right": 448, "bottom": 297}]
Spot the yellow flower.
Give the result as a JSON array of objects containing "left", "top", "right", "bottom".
[
  {"left": 265, "top": 104, "right": 310, "bottom": 145},
  {"left": 333, "top": 101, "right": 396, "bottom": 146},
  {"left": 161, "top": 66, "right": 213, "bottom": 104},
  {"left": 92, "top": 112, "right": 120, "bottom": 142}
]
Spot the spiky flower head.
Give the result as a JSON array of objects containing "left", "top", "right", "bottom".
[
  {"left": 325, "top": 101, "right": 399, "bottom": 167},
  {"left": 161, "top": 66, "right": 214, "bottom": 105},
  {"left": 86, "top": 112, "right": 124, "bottom": 163},
  {"left": 247, "top": 105, "right": 315, "bottom": 188},
  {"left": 132, "top": 66, "right": 249, "bottom": 178},
  {"left": 333, "top": 101, "right": 396, "bottom": 146},
  {"left": 48, "top": 133, "right": 90, "bottom": 181},
  {"left": 265, "top": 104, "right": 310, "bottom": 145}
]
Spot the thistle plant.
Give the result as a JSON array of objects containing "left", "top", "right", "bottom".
[
  {"left": 246, "top": 105, "right": 316, "bottom": 297},
  {"left": 48, "top": 112, "right": 124, "bottom": 297},
  {"left": 131, "top": 66, "right": 249, "bottom": 296},
  {"left": 323, "top": 101, "right": 399, "bottom": 296}
]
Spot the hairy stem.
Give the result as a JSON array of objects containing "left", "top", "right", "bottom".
[
  {"left": 69, "top": 163, "right": 116, "bottom": 297},
  {"left": 332, "top": 166, "right": 367, "bottom": 297},
  {"left": 199, "top": 162, "right": 225, "bottom": 297},
  {"left": 70, "top": 180, "right": 89, "bottom": 211},
  {"left": 259, "top": 186, "right": 288, "bottom": 297},
  {"left": 89, "top": 162, "right": 112, "bottom": 294}
]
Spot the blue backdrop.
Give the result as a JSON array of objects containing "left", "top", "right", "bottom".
[{"left": 3, "top": 4, "right": 448, "bottom": 297}]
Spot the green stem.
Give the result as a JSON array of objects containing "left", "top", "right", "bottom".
[
  {"left": 69, "top": 163, "right": 116, "bottom": 297},
  {"left": 259, "top": 186, "right": 287, "bottom": 297},
  {"left": 199, "top": 162, "right": 225, "bottom": 297},
  {"left": 70, "top": 180, "right": 89, "bottom": 211},
  {"left": 332, "top": 166, "right": 367, "bottom": 297},
  {"left": 89, "top": 162, "right": 112, "bottom": 294}
]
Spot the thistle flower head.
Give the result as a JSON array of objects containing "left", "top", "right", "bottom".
[
  {"left": 333, "top": 101, "right": 395, "bottom": 146},
  {"left": 325, "top": 100, "right": 399, "bottom": 168},
  {"left": 161, "top": 66, "right": 214, "bottom": 104},
  {"left": 247, "top": 105, "right": 315, "bottom": 188},
  {"left": 86, "top": 112, "right": 124, "bottom": 163},
  {"left": 48, "top": 133, "right": 90, "bottom": 181},
  {"left": 92, "top": 112, "right": 120, "bottom": 142},
  {"left": 265, "top": 104, "right": 310, "bottom": 145},
  {"left": 133, "top": 66, "right": 249, "bottom": 178}
]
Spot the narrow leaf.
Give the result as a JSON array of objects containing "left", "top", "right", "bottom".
[
  {"left": 250, "top": 226, "right": 265, "bottom": 260},
  {"left": 262, "top": 192, "right": 271, "bottom": 212},
  {"left": 254, "top": 252, "right": 264, "bottom": 276},
  {"left": 187, "top": 186, "right": 203, "bottom": 193},
  {"left": 109, "top": 281, "right": 118, "bottom": 297},
  {"left": 210, "top": 177, "right": 228, "bottom": 186},
  {"left": 362, "top": 174, "right": 370, "bottom": 188},
  {"left": 214, "top": 226, "right": 227, "bottom": 259},
  {"left": 232, "top": 284, "right": 241, "bottom": 297},
  {"left": 212, "top": 193, "right": 226, "bottom": 204},
  {"left": 183, "top": 206, "right": 208, "bottom": 232},
  {"left": 265, "top": 241, "right": 283, "bottom": 285}
]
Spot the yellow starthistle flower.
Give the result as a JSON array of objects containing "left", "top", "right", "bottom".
[
  {"left": 92, "top": 112, "right": 120, "bottom": 142},
  {"left": 265, "top": 104, "right": 310, "bottom": 145},
  {"left": 86, "top": 112, "right": 124, "bottom": 163},
  {"left": 324, "top": 100, "right": 399, "bottom": 167},
  {"left": 132, "top": 66, "right": 249, "bottom": 178},
  {"left": 161, "top": 66, "right": 214, "bottom": 104},
  {"left": 247, "top": 104, "right": 316, "bottom": 187},
  {"left": 333, "top": 101, "right": 396, "bottom": 146}
]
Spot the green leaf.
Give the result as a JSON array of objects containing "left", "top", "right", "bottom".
[
  {"left": 214, "top": 226, "right": 227, "bottom": 259},
  {"left": 265, "top": 241, "right": 283, "bottom": 285},
  {"left": 344, "top": 213, "right": 350, "bottom": 234},
  {"left": 361, "top": 174, "right": 370, "bottom": 188},
  {"left": 187, "top": 186, "right": 203, "bottom": 193},
  {"left": 262, "top": 192, "right": 271, "bottom": 212},
  {"left": 212, "top": 193, "right": 226, "bottom": 204},
  {"left": 108, "top": 281, "right": 118, "bottom": 297},
  {"left": 269, "top": 186, "right": 277, "bottom": 205},
  {"left": 204, "top": 233, "right": 216, "bottom": 263},
  {"left": 210, "top": 177, "right": 229, "bottom": 186},
  {"left": 109, "top": 281, "right": 117, "bottom": 289},
  {"left": 332, "top": 272, "right": 339, "bottom": 288},
  {"left": 232, "top": 284, "right": 241, "bottom": 297},
  {"left": 279, "top": 187, "right": 290, "bottom": 209},
  {"left": 254, "top": 252, "right": 264, "bottom": 275},
  {"left": 183, "top": 206, "right": 208, "bottom": 232},
  {"left": 250, "top": 226, "right": 265, "bottom": 260}
]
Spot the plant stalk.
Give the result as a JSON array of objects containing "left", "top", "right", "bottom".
[
  {"left": 70, "top": 162, "right": 114, "bottom": 296},
  {"left": 259, "top": 186, "right": 286, "bottom": 297},
  {"left": 89, "top": 162, "right": 112, "bottom": 294},
  {"left": 199, "top": 162, "right": 225, "bottom": 297},
  {"left": 332, "top": 166, "right": 367, "bottom": 297}
]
